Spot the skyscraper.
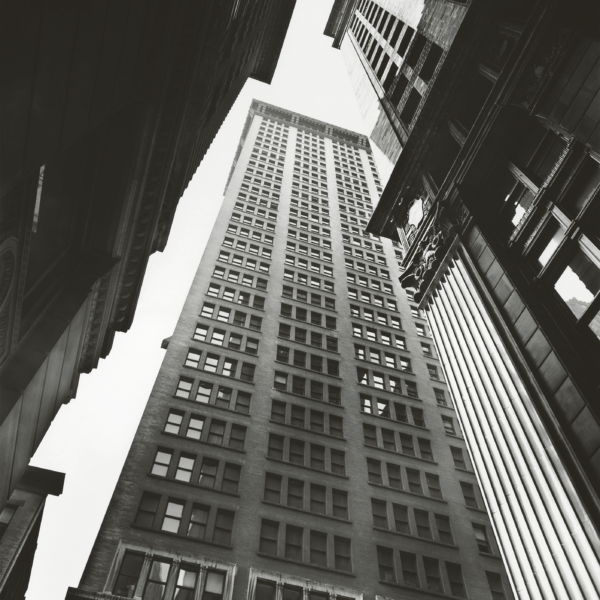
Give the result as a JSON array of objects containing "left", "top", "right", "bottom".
[
  {"left": 325, "top": 0, "right": 600, "bottom": 598},
  {"left": 66, "top": 100, "right": 511, "bottom": 600}
]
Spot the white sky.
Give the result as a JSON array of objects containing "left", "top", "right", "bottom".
[{"left": 26, "top": 1, "right": 393, "bottom": 597}]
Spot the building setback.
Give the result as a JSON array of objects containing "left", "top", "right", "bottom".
[
  {"left": 326, "top": 0, "right": 600, "bottom": 598},
  {"left": 0, "top": 0, "right": 296, "bottom": 524},
  {"left": 66, "top": 100, "right": 511, "bottom": 600}
]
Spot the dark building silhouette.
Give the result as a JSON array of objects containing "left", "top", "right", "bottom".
[
  {"left": 0, "top": 0, "right": 296, "bottom": 520},
  {"left": 66, "top": 100, "right": 511, "bottom": 600},
  {"left": 0, "top": 466, "right": 64, "bottom": 598},
  {"left": 327, "top": 0, "right": 600, "bottom": 597}
]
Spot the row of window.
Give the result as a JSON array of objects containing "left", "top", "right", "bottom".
[
  {"left": 238, "top": 187, "right": 280, "bottom": 204},
  {"left": 340, "top": 212, "right": 368, "bottom": 228},
  {"left": 352, "top": 323, "right": 415, "bottom": 347},
  {"left": 230, "top": 212, "right": 276, "bottom": 232},
  {"left": 254, "top": 578, "right": 354, "bottom": 600},
  {"left": 267, "top": 434, "right": 345, "bottom": 475},
  {"left": 250, "top": 151, "right": 284, "bottom": 169},
  {"left": 134, "top": 492, "right": 234, "bottom": 545},
  {"left": 271, "top": 400, "right": 343, "bottom": 437},
  {"left": 276, "top": 346, "right": 339, "bottom": 376},
  {"left": 346, "top": 273, "right": 394, "bottom": 294},
  {"left": 207, "top": 283, "right": 266, "bottom": 307},
  {"left": 234, "top": 200, "right": 278, "bottom": 220},
  {"left": 355, "top": 346, "right": 410, "bottom": 370},
  {"left": 289, "top": 207, "right": 329, "bottom": 225},
  {"left": 366, "top": 459, "right": 441, "bottom": 499},
  {"left": 376, "top": 546, "right": 466, "bottom": 597},
  {"left": 282, "top": 285, "right": 335, "bottom": 310},
  {"left": 212, "top": 266, "right": 268, "bottom": 290},
  {"left": 222, "top": 236, "right": 272, "bottom": 258},
  {"left": 348, "top": 287, "right": 397, "bottom": 309},
  {"left": 259, "top": 520, "right": 351, "bottom": 572},
  {"left": 351, "top": 305, "right": 401, "bottom": 326},
  {"left": 290, "top": 197, "right": 329, "bottom": 214},
  {"left": 288, "top": 218, "right": 330, "bottom": 237},
  {"left": 113, "top": 550, "right": 229, "bottom": 600},
  {"left": 291, "top": 188, "right": 330, "bottom": 207},
  {"left": 372, "top": 499, "right": 454, "bottom": 544},
  {"left": 217, "top": 251, "right": 270, "bottom": 273},
  {"left": 164, "top": 409, "right": 246, "bottom": 450},
  {"left": 339, "top": 203, "right": 371, "bottom": 219},
  {"left": 280, "top": 304, "right": 336, "bottom": 330},
  {"left": 356, "top": 366, "right": 418, "bottom": 398},
  {"left": 284, "top": 255, "right": 333, "bottom": 277},
  {"left": 342, "top": 234, "right": 383, "bottom": 252},
  {"left": 200, "top": 303, "right": 262, "bottom": 331},
  {"left": 341, "top": 222, "right": 380, "bottom": 242},
  {"left": 363, "top": 425, "right": 433, "bottom": 461},
  {"left": 361, "top": 394, "right": 425, "bottom": 426},
  {"left": 264, "top": 473, "right": 348, "bottom": 520},
  {"left": 194, "top": 324, "right": 258, "bottom": 357},
  {"left": 285, "top": 242, "right": 332, "bottom": 262},
  {"left": 226, "top": 223, "right": 274, "bottom": 244},
  {"left": 283, "top": 269, "right": 334, "bottom": 292},
  {"left": 179, "top": 378, "right": 251, "bottom": 413},
  {"left": 343, "top": 245, "right": 385, "bottom": 264},
  {"left": 182, "top": 352, "right": 256, "bottom": 382},
  {"left": 287, "top": 227, "right": 332, "bottom": 249},
  {"left": 345, "top": 258, "right": 389, "bottom": 279},
  {"left": 273, "top": 371, "right": 342, "bottom": 405},
  {"left": 151, "top": 447, "right": 241, "bottom": 494},
  {"left": 278, "top": 323, "right": 338, "bottom": 352}
]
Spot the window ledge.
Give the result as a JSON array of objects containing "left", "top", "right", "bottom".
[
  {"left": 378, "top": 579, "right": 464, "bottom": 599},
  {"left": 200, "top": 315, "right": 263, "bottom": 334},
  {"left": 279, "top": 313, "right": 337, "bottom": 332},
  {"left": 162, "top": 431, "right": 246, "bottom": 454},
  {"left": 360, "top": 410, "right": 428, "bottom": 432},
  {"left": 351, "top": 336, "right": 411, "bottom": 354},
  {"left": 363, "top": 444, "right": 436, "bottom": 465},
  {"left": 454, "top": 466, "right": 474, "bottom": 474},
  {"left": 275, "top": 359, "right": 341, "bottom": 379},
  {"left": 465, "top": 505, "right": 488, "bottom": 515},
  {"left": 445, "top": 432, "right": 464, "bottom": 440},
  {"left": 280, "top": 293, "right": 337, "bottom": 313},
  {"left": 272, "top": 388, "right": 344, "bottom": 409},
  {"left": 372, "top": 526, "right": 458, "bottom": 550},
  {"left": 265, "top": 455, "right": 348, "bottom": 479},
  {"left": 216, "top": 260, "right": 271, "bottom": 278},
  {"left": 367, "top": 481, "right": 447, "bottom": 504},
  {"left": 218, "top": 246, "right": 272, "bottom": 263},
  {"left": 206, "top": 295, "right": 266, "bottom": 313},
  {"left": 347, "top": 297, "right": 397, "bottom": 312},
  {"left": 256, "top": 553, "right": 355, "bottom": 577},
  {"left": 262, "top": 500, "right": 352, "bottom": 524},
  {"left": 169, "top": 396, "right": 250, "bottom": 418},
  {"left": 269, "top": 419, "right": 346, "bottom": 442},
  {"left": 479, "top": 551, "right": 503, "bottom": 560},
  {"left": 277, "top": 335, "right": 339, "bottom": 355},
  {"left": 358, "top": 382, "right": 420, "bottom": 398},
  {"left": 355, "top": 357, "right": 413, "bottom": 374},
  {"left": 130, "top": 524, "right": 233, "bottom": 549},
  {"left": 147, "top": 473, "right": 240, "bottom": 497},
  {"left": 281, "top": 277, "right": 335, "bottom": 294}
]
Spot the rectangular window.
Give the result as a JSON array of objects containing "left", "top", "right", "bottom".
[
  {"left": 393, "top": 503, "right": 410, "bottom": 534},
  {"left": 285, "top": 525, "right": 303, "bottom": 561},
  {"left": 446, "top": 562, "right": 467, "bottom": 598},
  {"left": 310, "top": 531, "right": 327, "bottom": 566},
  {"left": 290, "top": 440, "right": 305, "bottom": 465},
  {"left": 207, "top": 420, "right": 225, "bottom": 445},
  {"left": 151, "top": 449, "right": 172, "bottom": 477},
  {"left": 400, "top": 551, "right": 419, "bottom": 588},
  {"left": 367, "top": 459, "right": 383, "bottom": 484},
  {"left": 186, "top": 416, "right": 205, "bottom": 440},
  {"left": 418, "top": 438, "right": 433, "bottom": 461},
  {"left": 473, "top": 523, "right": 491, "bottom": 553},
  {"left": 188, "top": 504, "right": 209, "bottom": 539},
  {"left": 162, "top": 499, "right": 184, "bottom": 533},
  {"left": 329, "top": 415, "right": 343, "bottom": 438},
  {"left": 196, "top": 382, "right": 212, "bottom": 404},
  {"left": 426, "top": 473, "right": 442, "bottom": 499},
  {"left": 486, "top": 572, "right": 506, "bottom": 600},
  {"left": 264, "top": 473, "right": 282, "bottom": 504},
  {"left": 377, "top": 546, "right": 396, "bottom": 582},
  {"left": 451, "top": 446, "right": 466, "bottom": 469},
  {"left": 113, "top": 551, "right": 144, "bottom": 597},
  {"left": 199, "top": 458, "right": 218, "bottom": 488},
  {"left": 229, "top": 424, "right": 246, "bottom": 450},
  {"left": 332, "top": 489, "right": 348, "bottom": 519},
  {"left": 330, "top": 449, "right": 345, "bottom": 475},
  {"left": 221, "top": 464, "right": 241, "bottom": 494},
  {"left": 434, "top": 388, "right": 447, "bottom": 406},
  {"left": 287, "top": 478, "right": 304, "bottom": 508},
  {"left": 334, "top": 536, "right": 352, "bottom": 572},
  {"left": 415, "top": 509, "right": 432, "bottom": 539},
  {"left": 176, "top": 377, "right": 194, "bottom": 399},
  {"left": 134, "top": 492, "right": 160, "bottom": 528},
  {"left": 310, "top": 444, "right": 325, "bottom": 470},
  {"left": 400, "top": 433, "right": 414, "bottom": 456},
  {"left": 407, "top": 469, "right": 422, "bottom": 495},
  {"left": 372, "top": 499, "right": 388, "bottom": 528},
  {"left": 175, "top": 454, "right": 195, "bottom": 482},
  {"left": 423, "top": 557, "right": 443, "bottom": 593},
  {"left": 268, "top": 434, "right": 284, "bottom": 460},
  {"left": 310, "top": 484, "right": 326, "bottom": 514},
  {"left": 461, "top": 482, "right": 478, "bottom": 508}
]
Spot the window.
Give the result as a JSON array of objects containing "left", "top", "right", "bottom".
[
  {"left": 310, "top": 484, "right": 326, "bottom": 514},
  {"left": 151, "top": 449, "right": 172, "bottom": 477},
  {"left": 164, "top": 410, "right": 183, "bottom": 435},
  {"left": 382, "top": 429, "right": 396, "bottom": 451},
  {"left": 204, "top": 354, "right": 219, "bottom": 373},
  {"left": 461, "top": 482, "right": 478, "bottom": 508},
  {"left": 334, "top": 537, "right": 352, "bottom": 572},
  {"left": 377, "top": 546, "right": 396, "bottom": 582},
  {"left": 188, "top": 504, "right": 209, "bottom": 539},
  {"left": 331, "top": 449, "right": 345, "bottom": 474},
  {"left": 285, "top": 525, "right": 303, "bottom": 560},
  {"left": 415, "top": 509, "right": 432, "bottom": 539},
  {"left": 473, "top": 523, "right": 491, "bottom": 553},
  {"left": 418, "top": 438, "right": 433, "bottom": 461},
  {"left": 194, "top": 325, "right": 208, "bottom": 341},
  {"left": 208, "top": 420, "right": 225, "bottom": 445},
  {"left": 240, "top": 363, "right": 255, "bottom": 382},
  {"left": 423, "top": 557, "right": 443, "bottom": 593},
  {"left": 291, "top": 405, "right": 305, "bottom": 428},
  {"left": 113, "top": 551, "right": 144, "bottom": 596},
  {"left": 332, "top": 489, "right": 348, "bottom": 519},
  {"left": 175, "top": 454, "right": 195, "bottom": 482},
  {"left": 451, "top": 446, "right": 466, "bottom": 469},
  {"left": 290, "top": 440, "right": 305, "bottom": 465},
  {"left": 162, "top": 499, "right": 184, "bottom": 533},
  {"left": 393, "top": 503, "right": 410, "bottom": 534},
  {"left": 372, "top": 499, "right": 388, "bottom": 528},
  {"left": 446, "top": 562, "right": 466, "bottom": 598},
  {"left": 367, "top": 459, "right": 383, "bottom": 484},
  {"left": 186, "top": 416, "right": 205, "bottom": 440},
  {"left": 364, "top": 424, "right": 377, "bottom": 446},
  {"left": 400, "top": 551, "right": 419, "bottom": 588},
  {"left": 144, "top": 559, "right": 171, "bottom": 597},
  {"left": 196, "top": 382, "right": 212, "bottom": 404},
  {"left": 229, "top": 425, "right": 246, "bottom": 450},
  {"left": 421, "top": 343, "right": 432, "bottom": 356},
  {"left": 310, "top": 531, "right": 327, "bottom": 566},
  {"left": 274, "top": 372, "right": 288, "bottom": 391},
  {"left": 426, "top": 473, "right": 442, "bottom": 499},
  {"left": 486, "top": 571, "right": 507, "bottom": 600},
  {"left": 406, "top": 469, "right": 422, "bottom": 495},
  {"left": 434, "top": 388, "right": 447, "bottom": 406},
  {"left": 442, "top": 415, "right": 456, "bottom": 435},
  {"left": 264, "top": 473, "right": 282, "bottom": 503},
  {"left": 268, "top": 434, "right": 284, "bottom": 460},
  {"left": 199, "top": 458, "right": 218, "bottom": 488},
  {"left": 213, "top": 510, "right": 234, "bottom": 545},
  {"left": 134, "top": 492, "right": 160, "bottom": 528},
  {"left": 176, "top": 377, "right": 193, "bottom": 399},
  {"left": 405, "top": 381, "right": 418, "bottom": 398}
]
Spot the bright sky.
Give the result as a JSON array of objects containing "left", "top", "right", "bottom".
[{"left": 26, "top": 1, "right": 393, "bottom": 598}]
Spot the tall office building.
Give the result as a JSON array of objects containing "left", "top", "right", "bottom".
[
  {"left": 326, "top": 0, "right": 600, "bottom": 598},
  {"left": 67, "top": 101, "right": 511, "bottom": 600}
]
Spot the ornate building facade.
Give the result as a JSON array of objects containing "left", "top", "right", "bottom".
[
  {"left": 0, "top": 0, "right": 296, "bottom": 520},
  {"left": 327, "top": 0, "right": 600, "bottom": 598},
  {"left": 65, "top": 101, "right": 512, "bottom": 600}
]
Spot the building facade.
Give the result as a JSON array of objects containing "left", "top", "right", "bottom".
[
  {"left": 340, "top": 0, "right": 600, "bottom": 598},
  {"left": 0, "top": 466, "right": 64, "bottom": 598},
  {"left": 0, "top": 0, "right": 296, "bottom": 518},
  {"left": 66, "top": 101, "right": 511, "bottom": 600}
]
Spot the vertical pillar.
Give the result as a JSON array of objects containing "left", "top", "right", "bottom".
[{"left": 133, "top": 553, "right": 153, "bottom": 599}]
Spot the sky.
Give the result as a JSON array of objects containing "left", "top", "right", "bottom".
[{"left": 26, "top": 1, "right": 393, "bottom": 598}]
